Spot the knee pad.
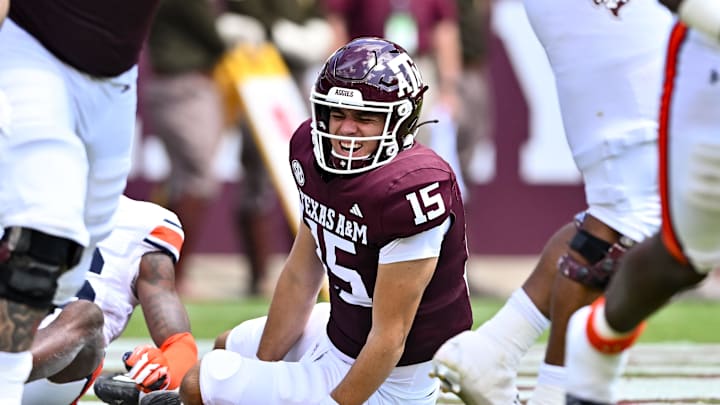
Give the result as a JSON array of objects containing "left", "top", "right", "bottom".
[
  {"left": 0, "top": 227, "right": 82, "bottom": 308},
  {"left": 559, "top": 227, "right": 636, "bottom": 290},
  {"left": 200, "top": 350, "right": 251, "bottom": 404}
]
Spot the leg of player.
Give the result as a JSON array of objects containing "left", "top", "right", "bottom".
[
  {"left": 530, "top": 206, "right": 653, "bottom": 405},
  {"left": 27, "top": 300, "right": 105, "bottom": 383},
  {"left": 214, "top": 331, "right": 231, "bottom": 349},
  {"left": 566, "top": 190, "right": 720, "bottom": 402},
  {"left": 179, "top": 364, "right": 202, "bottom": 405},
  {"left": 566, "top": 24, "right": 720, "bottom": 400},
  {"left": 603, "top": 237, "right": 706, "bottom": 335},
  {"left": 517, "top": 0, "right": 671, "bottom": 400},
  {"left": 0, "top": 228, "right": 84, "bottom": 403},
  {"left": 532, "top": 214, "right": 623, "bottom": 404},
  {"left": 565, "top": 234, "right": 706, "bottom": 404},
  {"left": 431, "top": 222, "right": 574, "bottom": 404},
  {"left": 101, "top": 316, "right": 282, "bottom": 405},
  {"left": 178, "top": 303, "right": 332, "bottom": 405},
  {"left": 22, "top": 300, "right": 105, "bottom": 405},
  {"left": 0, "top": 301, "right": 45, "bottom": 403}
]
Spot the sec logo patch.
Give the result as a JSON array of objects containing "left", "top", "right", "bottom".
[{"left": 291, "top": 159, "right": 305, "bottom": 187}]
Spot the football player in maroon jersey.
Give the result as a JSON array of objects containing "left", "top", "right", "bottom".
[
  {"left": 565, "top": 0, "right": 720, "bottom": 403},
  {"left": 168, "top": 37, "right": 473, "bottom": 405},
  {"left": 0, "top": 1, "right": 161, "bottom": 402}
]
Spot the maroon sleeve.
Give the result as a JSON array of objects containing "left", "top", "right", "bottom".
[{"left": 379, "top": 168, "right": 455, "bottom": 243}]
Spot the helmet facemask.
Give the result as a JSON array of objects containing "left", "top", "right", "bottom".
[
  {"left": 310, "top": 37, "right": 425, "bottom": 175},
  {"left": 311, "top": 88, "right": 416, "bottom": 174}
]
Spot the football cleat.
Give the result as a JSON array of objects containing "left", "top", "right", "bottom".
[
  {"left": 139, "top": 390, "right": 182, "bottom": 405},
  {"left": 93, "top": 374, "right": 140, "bottom": 405},
  {"left": 431, "top": 330, "right": 521, "bottom": 405}
]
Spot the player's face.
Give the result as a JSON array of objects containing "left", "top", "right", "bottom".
[{"left": 328, "top": 108, "right": 383, "bottom": 159}]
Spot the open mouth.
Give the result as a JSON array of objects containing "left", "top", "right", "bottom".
[
  {"left": 333, "top": 140, "right": 370, "bottom": 159},
  {"left": 340, "top": 140, "right": 360, "bottom": 154}
]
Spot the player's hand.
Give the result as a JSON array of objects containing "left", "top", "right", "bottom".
[{"left": 122, "top": 344, "right": 171, "bottom": 392}]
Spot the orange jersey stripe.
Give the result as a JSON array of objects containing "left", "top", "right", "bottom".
[
  {"left": 150, "top": 225, "right": 184, "bottom": 254},
  {"left": 658, "top": 22, "right": 689, "bottom": 265},
  {"left": 71, "top": 359, "right": 104, "bottom": 405}
]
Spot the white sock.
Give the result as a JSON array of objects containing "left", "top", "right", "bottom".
[
  {"left": 478, "top": 288, "right": 550, "bottom": 361},
  {"left": 0, "top": 351, "right": 33, "bottom": 405},
  {"left": 593, "top": 303, "right": 632, "bottom": 339},
  {"left": 510, "top": 288, "right": 551, "bottom": 333},
  {"left": 528, "top": 362, "right": 566, "bottom": 405}
]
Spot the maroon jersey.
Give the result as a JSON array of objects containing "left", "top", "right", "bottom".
[
  {"left": 10, "top": 0, "right": 160, "bottom": 77},
  {"left": 290, "top": 119, "right": 472, "bottom": 366}
]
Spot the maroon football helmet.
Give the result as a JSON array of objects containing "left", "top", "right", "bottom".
[{"left": 310, "top": 37, "right": 427, "bottom": 174}]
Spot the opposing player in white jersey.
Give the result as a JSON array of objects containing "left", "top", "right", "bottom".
[
  {"left": 565, "top": 0, "right": 720, "bottom": 403},
  {"left": 432, "top": 1, "right": 673, "bottom": 404},
  {"left": 20, "top": 196, "right": 198, "bottom": 405}
]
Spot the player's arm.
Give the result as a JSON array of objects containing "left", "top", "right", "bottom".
[
  {"left": 256, "top": 222, "right": 325, "bottom": 361},
  {"left": 125, "top": 251, "right": 197, "bottom": 391},
  {"left": 330, "top": 256, "right": 437, "bottom": 404},
  {"left": 136, "top": 251, "right": 192, "bottom": 345}
]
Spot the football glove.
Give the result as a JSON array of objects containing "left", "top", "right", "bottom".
[{"left": 123, "top": 345, "right": 171, "bottom": 392}]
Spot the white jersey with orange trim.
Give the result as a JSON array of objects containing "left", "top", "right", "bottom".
[{"left": 79, "top": 196, "right": 184, "bottom": 345}]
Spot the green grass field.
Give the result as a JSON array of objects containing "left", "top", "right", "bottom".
[{"left": 122, "top": 296, "right": 720, "bottom": 343}]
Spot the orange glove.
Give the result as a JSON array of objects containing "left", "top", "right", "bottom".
[
  {"left": 123, "top": 345, "right": 171, "bottom": 393},
  {"left": 123, "top": 333, "right": 198, "bottom": 392},
  {"left": 159, "top": 332, "right": 199, "bottom": 390}
]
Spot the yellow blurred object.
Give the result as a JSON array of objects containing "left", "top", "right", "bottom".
[
  {"left": 213, "top": 43, "right": 291, "bottom": 127},
  {"left": 211, "top": 42, "right": 330, "bottom": 301},
  {"left": 212, "top": 59, "right": 243, "bottom": 126}
]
